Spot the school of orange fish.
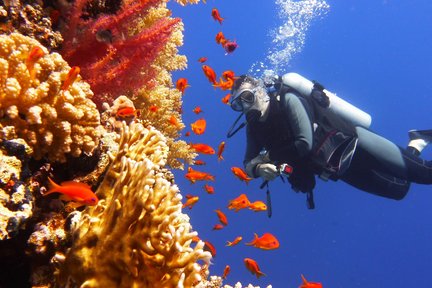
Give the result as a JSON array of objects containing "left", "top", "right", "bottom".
[{"left": 176, "top": 7, "right": 323, "bottom": 287}]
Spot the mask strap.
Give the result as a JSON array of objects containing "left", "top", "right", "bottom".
[{"left": 227, "top": 112, "right": 246, "bottom": 138}]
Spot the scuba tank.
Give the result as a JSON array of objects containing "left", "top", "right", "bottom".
[{"left": 281, "top": 73, "right": 372, "bottom": 134}]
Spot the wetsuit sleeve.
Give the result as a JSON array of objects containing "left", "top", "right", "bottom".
[
  {"left": 269, "top": 92, "right": 314, "bottom": 160},
  {"left": 243, "top": 126, "right": 263, "bottom": 178}
]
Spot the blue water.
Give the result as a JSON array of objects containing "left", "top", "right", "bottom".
[{"left": 169, "top": 1, "right": 432, "bottom": 287}]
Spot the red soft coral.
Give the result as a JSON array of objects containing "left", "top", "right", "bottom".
[{"left": 60, "top": 0, "right": 181, "bottom": 108}]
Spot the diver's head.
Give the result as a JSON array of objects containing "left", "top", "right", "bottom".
[{"left": 230, "top": 75, "right": 270, "bottom": 123}]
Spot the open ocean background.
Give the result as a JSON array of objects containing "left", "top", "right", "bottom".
[{"left": 169, "top": 1, "right": 432, "bottom": 287}]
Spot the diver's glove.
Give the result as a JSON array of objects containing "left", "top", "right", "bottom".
[{"left": 256, "top": 163, "right": 279, "bottom": 181}]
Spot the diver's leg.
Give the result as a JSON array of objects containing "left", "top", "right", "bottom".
[{"left": 356, "top": 127, "right": 432, "bottom": 184}]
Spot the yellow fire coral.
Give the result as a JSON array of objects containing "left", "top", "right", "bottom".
[
  {"left": 0, "top": 32, "right": 102, "bottom": 163},
  {"left": 59, "top": 122, "right": 211, "bottom": 287}
]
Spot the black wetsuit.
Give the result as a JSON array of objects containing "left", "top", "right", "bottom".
[{"left": 244, "top": 90, "right": 432, "bottom": 200}]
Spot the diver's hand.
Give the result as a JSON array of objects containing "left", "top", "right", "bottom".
[{"left": 256, "top": 163, "right": 278, "bottom": 181}]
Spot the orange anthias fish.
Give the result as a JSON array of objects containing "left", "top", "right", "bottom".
[
  {"left": 244, "top": 258, "right": 266, "bottom": 279},
  {"left": 212, "top": 224, "right": 224, "bottom": 230},
  {"left": 176, "top": 77, "right": 190, "bottom": 95},
  {"left": 204, "top": 184, "right": 214, "bottom": 194},
  {"left": 246, "top": 233, "right": 280, "bottom": 250},
  {"left": 213, "top": 77, "right": 234, "bottom": 91},
  {"left": 116, "top": 107, "right": 140, "bottom": 119},
  {"left": 185, "top": 167, "right": 215, "bottom": 183},
  {"left": 191, "top": 118, "right": 206, "bottom": 135},
  {"left": 149, "top": 105, "right": 158, "bottom": 112},
  {"left": 215, "top": 209, "right": 228, "bottom": 226},
  {"left": 190, "top": 143, "right": 215, "bottom": 155},
  {"left": 26, "top": 46, "right": 45, "bottom": 79},
  {"left": 223, "top": 265, "right": 231, "bottom": 279},
  {"left": 61, "top": 66, "right": 80, "bottom": 91},
  {"left": 168, "top": 115, "right": 179, "bottom": 126},
  {"left": 198, "top": 57, "right": 207, "bottom": 63},
  {"left": 221, "top": 93, "right": 231, "bottom": 104},
  {"left": 228, "top": 194, "right": 251, "bottom": 212},
  {"left": 223, "top": 40, "right": 238, "bottom": 55},
  {"left": 248, "top": 200, "right": 267, "bottom": 212},
  {"left": 222, "top": 70, "right": 238, "bottom": 81},
  {"left": 185, "top": 131, "right": 191, "bottom": 137},
  {"left": 231, "top": 167, "right": 252, "bottom": 184},
  {"left": 193, "top": 106, "right": 203, "bottom": 114},
  {"left": 215, "top": 31, "right": 227, "bottom": 46},
  {"left": 217, "top": 141, "right": 225, "bottom": 161},
  {"left": 202, "top": 65, "right": 217, "bottom": 84},
  {"left": 211, "top": 8, "right": 224, "bottom": 24},
  {"left": 182, "top": 195, "right": 199, "bottom": 209},
  {"left": 204, "top": 240, "right": 216, "bottom": 257},
  {"left": 43, "top": 177, "right": 98, "bottom": 207},
  {"left": 226, "top": 236, "right": 242, "bottom": 247},
  {"left": 299, "top": 274, "right": 323, "bottom": 288},
  {"left": 194, "top": 159, "right": 206, "bottom": 166}
]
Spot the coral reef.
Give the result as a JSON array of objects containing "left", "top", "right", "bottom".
[
  {"left": 59, "top": 122, "right": 211, "bottom": 287},
  {"left": 0, "top": 32, "right": 102, "bottom": 163},
  {"left": 0, "top": 0, "right": 63, "bottom": 50}
]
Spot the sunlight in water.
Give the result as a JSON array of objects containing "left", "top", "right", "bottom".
[{"left": 250, "top": 0, "right": 330, "bottom": 77}]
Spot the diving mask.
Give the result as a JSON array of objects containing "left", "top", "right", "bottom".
[{"left": 230, "top": 88, "right": 258, "bottom": 112}]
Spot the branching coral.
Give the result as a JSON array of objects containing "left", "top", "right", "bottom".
[
  {"left": 0, "top": 32, "right": 102, "bottom": 162},
  {"left": 59, "top": 122, "right": 211, "bottom": 287}
]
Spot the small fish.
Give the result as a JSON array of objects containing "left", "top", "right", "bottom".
[
  {"left": 217, "top": 141, "right": 225, "bottom": 161},
  {"left": 26, "top": 46, "right": 45, "bottom": 79},
  {"left": 215, "top": 209, "right": 228, "bottom": 226},
  {"left": 244, "top": 258, "right": 266, "bottom": 279},
  {"left": 215, "top": 31, "right": 227, "bottom": 46},
  {"left": 204, "top": 240, "right": 216, "bottom": 257},
  {"left": 222, "top": 70, "right": 238, "bottom": 81},
  {"left": 221, "top": 93, "right": 231, "bottom": 104},
  {"left": 43, "top": 177, "right": 98, "bottom": 207},
  {"left": 190, "top": 143, "right": 215, "bottom": 154},
  {"left": 185, "top": 167, "right": 215, "bottom": 183},
  {"left": 176, "top": 78, "right": 190, "bottom": 95},
  {"left": 194, "top": 159, "right": 206, "bottom": 166},
  {"left": 116, "top": 107, "right": 140, "bottom": 119},
  {"left": 193, "top": 106, "right": 203, "bottom": 114},
  {"left": 246, "top": 233, "right": 280, "bottom": 250},
  {"left": 191, "top": 235, "right": 200, "bottom": 243},
  {"left": 149, "top": 105, "right": 158, "bottom": 112},
  {"left": 62, "top": 66, "right": 80, "bottom": 91},
  {"left": 231, "top": 167, "right": 252, "bottom": 184},
  {"left": 228, "top": 194, "right": 251, "bottom": 212},
  {"left": 168, "top": 115, "right": 180, "bottom": 126},
  {"left": 213, "top": 77, "right": 234, "bottom": 90},
  {"left": 223, "top": 265, "right": 231, "bottom": 279},
  {"left": 211, "top": 8, "right": 224, "bottom": 24},
  {"left": 248, "top": 200, "right": 267, "bottom": 212},
  {"left": 226, "top": 236, "right": 242, "bottom": 247},
  {"left": 182, "top": 195, "right": 199, "bottom": 209},
  {"left": 185, "top": 131, "right": 191, "bottom": 137},
  {"left": 204, "top": 184, "right": 214, "bottom": 194},
  {"left": 299, "top": 274, "right": 323, "bottom": 288},
  {"left": 198, "top": 57, "right": 208, "bottom": 63},
  {"left": 191, "top": 118, "right": 206, "bottom": 135},
  {"left": 223, "top": 40, "right": 238, "bottom": 54},
  {"left": 212, "top": 224, "right": 224, "bottom": 230},
  {"left": 202, "top": 65, "right": 217, "bottom": 84}
]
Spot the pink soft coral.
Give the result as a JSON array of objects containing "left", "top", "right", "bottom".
[{"left": 60, "top": 0, "right": 181, "bottom": 108}]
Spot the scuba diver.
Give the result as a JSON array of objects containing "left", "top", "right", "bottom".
[{"left": 227, "top": 73, "right": 432, "bottom": 209}]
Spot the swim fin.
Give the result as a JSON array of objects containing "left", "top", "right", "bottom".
[{"left": 408, "top": 129, "right": 432, "bottom": 154}]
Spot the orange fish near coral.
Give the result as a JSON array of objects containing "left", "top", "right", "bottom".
[
  {"left": 43, "top": 177, "right": 98, "bottom": 207},
  {"left": 223, "top": 265, "right": 231, "bottom": 279},
  {"left": 191, "top": 118, "right": 206, "bottom": 135},
  {"left": 168, "top": 115, "right": 180, "bottom": 126},
  {"left": 248, "top": 201, "right": 267, "bottom": 212},
  {"left": 176, "top": 77, "right": 190, "bottom": 95},
  {"left": 226, "top": 236, "right": 242, "bottom": 247},
  {"left": 185, "top": 167, "right": 215, "bottom": 183},
  {"left": 215, "top": 209, "right": 228, "bottom": 226},
  {"left": 116, "top": 107, "right": 140, "bottom": 119},
  {"left": 299, "top": 274, "right": 323, "bottom": 288},
  {"left": 198, "top": 57, "right": 208, "bottom": 63},
  {"left": 204, "top": 184, "right": 214, "bottom": 194},
  {"left": 204, "top": 240, "right": 216, "bottom": 257},
  {"left": 217, "top": 141, "right": 225, "bottom": 161},
  {"left": 193, "top": 106, "right": 203, "bottom": 114},
  {"left": 211, "top": 8, "right": 224, "bottom": 24},
  {"left": 61, "top": 66, "right": 80, "bottom": 91},
  {"left": 190, "top": 143, "right": 215, "bottom": 155},
  {"left": 231, "top": 167, "right": 252, "bottom": 184},
  {"left": 149, "top": 105, "right": 158, "bottom": 112},
  {"left": 228, "top": 194, "right": 251, "bottom": 212},
  {"left": 246, "top": 233, "right": 280, "bottom": 250},
  {"left": 244, "top": 258, "right": 266, "bottom": 279},
  {"left": 26, "top": 46, "right": 45, "bottom": 79},
  {"left": 202, "top": 65, "right": 217, "bottom": 85},
  {"left": 182, "top": 195, "right": 199, "bottom": 209}
]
